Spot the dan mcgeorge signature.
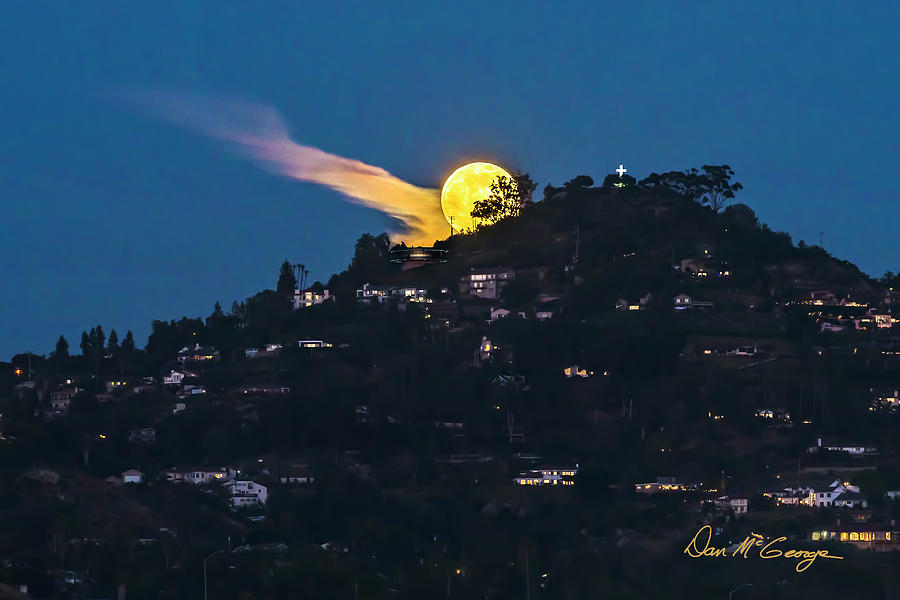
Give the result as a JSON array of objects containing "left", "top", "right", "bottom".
[{"left": 684, "top": 525, "right": 844, "bottom": 572}]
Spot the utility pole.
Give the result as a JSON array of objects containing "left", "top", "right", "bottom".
[{"left": 449, "top": 216, "right": 455, "bottom": 238}]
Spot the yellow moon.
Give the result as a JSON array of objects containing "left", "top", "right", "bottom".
[{"left": 441, "top": 162, "right": 512, "bottom": 232}]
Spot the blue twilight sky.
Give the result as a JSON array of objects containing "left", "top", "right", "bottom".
[{"left": 1, "top": 2, "right": 898, "bottom": 359}]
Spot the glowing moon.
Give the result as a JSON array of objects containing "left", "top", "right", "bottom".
[{"left": 441, "top": 162, "right": 512, "bottom": 232}]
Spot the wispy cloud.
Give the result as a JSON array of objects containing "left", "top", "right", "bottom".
[{"left": 124, "top": 91, "right": 447, "bottom": 245}]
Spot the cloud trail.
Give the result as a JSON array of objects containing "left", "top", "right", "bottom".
[{"left": 127, "top": 92, "right": 447, "bottom": 245}]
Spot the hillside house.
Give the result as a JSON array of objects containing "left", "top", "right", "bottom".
[
  {"left": 105, "top": 379, "right": 129, "bottom": 393},
  {"left": 274, "top": 463, "right": 315, "bottom": 485},
  {"left": 240, "top": 385, "right": 290, "bottom": 396},
  {"left": 490, "top": 307, "right": 511, "bottom": 322},
  {"left": 121, "top": 469, "right": 144, "bottom": 485},
  {"left": 812, "top": 523, "right": 899, "bottom": 551},
  {"left": 177, "top": 344, "right": 219, "bottom": 364},
  {"left": 615, "top": 293, "right": 652, "bottom": 311},
  {"left": 635, "top": 476, "right": 699, "bottom": 494},
  {"left": 163, "top": 369, "right": 198, "bottom": 385},
  {"left": 49, "top": 386, "right": 81, "bottom": 414},
  {"left": 297, "top": 339, "right": 333, "bottom": 349},
  {"left": 563, "top": 365, "right": 593, "bottom": 378},
  {"left": 460, "top": 267, "right": 516, "bottom": 300},
  {"left": 807, "top": 438, "right": 878, "bottom": 456},
  {"left": 356, "top": 283, "right": 394, "bottom": 304},
  {"left": 514, "top": 466, "right": 578, "bottom": 486},
  {"left": 166, "top": 467, "right": 234, "bottom": 484},
  {"left": 673, "top": 294, "right": 714, "bottom": 310},
  {"left": 714, "top": 495, "right": 748, "bottom": 514},
  {"left": 754, "top": 408, "right": 791, "bottom": 424},
  {"left": 225, "top": 480, "right": 268, "bottom": 507},
  {"left": 293, "top": 288, "right": 334, "bottom": 309}
]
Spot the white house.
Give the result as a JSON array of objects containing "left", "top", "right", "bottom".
[
  {"left": 714, "top": 495, "right": 748, "bottom": 514},
  {"left": 293, "top": 288, "right": 335, "bottom": 309},
  {"left": 489, "top": 307, "right": 511, "bottom": 322},
  {"left": 807, "top": 437, "right": 878, "bottom": 455},
  {"left": 297, "top": 339, "right": 333, "bottom": 349},
  {"left": 514, "top": 466, "right": 578, "bottom": 486},
  {"left": 121, "top": 469, "right": 144, "bottom": 484},
  {"left": 163, "top": 369, "right": 198, "bottom": 385},
  {"left": 166, "top": 467, "right": 233, "bottom": 484},
  {"left": 356, "top": 283, "right": 394, "bottom": 304},
  {"left": 461, "top": 267, "right": 515, "bottom": 300},
  {"left": 225, "top": 480, "right": 268, "bottom": 507}
]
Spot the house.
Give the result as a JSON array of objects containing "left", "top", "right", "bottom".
[
  {"left": 808, "top": 290, "right": 838, "bottom": 305},
  {"left": 807, "top": 437, "right": 878, "bottom": 456},
  {"left": 832, "top": 490, "right": 868, "bottom": 508},
  {"left": 276, "top": 463, "right": 315, "bottom": 485},
  {"left": 804, "top": 480, "right": 863, "bottom": 507},
  {"left": 714, "top": 495, "right": 749, "bottom": 514},
  {"left": 356, "top": 283, "right": 394, "bottom": 304},
  {"left": 490, "top": 374, "right": 530, "bottom": 391},
  {"left": 225, "top": 480, "right": 268, "bottom": 507},
  {"left": 49, "top": 386, "right": 81, "bottom": 413},
  {"left": 460, "top": 267, "right": 516, "bottom": 300},
  {"left": 514, "top": 466, "right": 578, "bottom": 486},
  {"left": 754, "top": 407, "right": 791, "bottom": 424},
  {"left": 240, "top": 385, "right": 290, "bottom": 396},
  {"left": 489, "top": 307, "right": 511, "bottom": 322},
  {"left": 534, "top": 300, "right": 560, "bottom": 321},
  {"left": 163, "top": 369, "right": 198, "bottom": 385},
  {"left": 615, "top": 293, "right": 652, "bottom": 311},
  {"left": 563, "top": 365, "right": 593, "bottom": 378},
  {"left": 177, "top": 344, "right": 219, "bottom": 364},
  {"left": 105, "top": 379, "right": 129, "bottom": 393},
  {"left": 165, "top": 467, "right": 234, "bottom": 484},
  {"left": 392, "top": 285, "right": 429, "bottom": 303},
  {"left": 811, "top": 523, "right": 899, "bottom": 550},
  {"left": 673, "top": 293, "right": 714, "bottom": 310},
  {"left": 293, "top": 288, "right": 335, "bottom": 309},
  {"left": 634, "top": 476, "right": 700, "bottom": 494},
  {"left": 121, "top": 469, "right": 144, "bottom": 485},
  {"left": 297, "top": 339, "right": 333, "bottom": 349},
  {"left": 172, "top": 402, "right": 187, "bottom": 415},
  {"left": 244, "top": 347, "right": 260, "bottom": 358},
  {"left": 177, "top": 385, "right": 206, "bottom": 399}
]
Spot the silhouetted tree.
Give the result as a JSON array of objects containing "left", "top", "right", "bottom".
[
  {"left": 55, "top": 335, "right": 69, "bottom": 360},
  {"left": 107, "top": 329, "right": 119, "bottom": 353},
  {"left": 471, "top": 175, "right": 531, "bottom": 228},
  {"left": 121, "top": 330, "right": 136, "bottom": 353},
  {"left": 640, "top": 165, "right": 742, "bottom": 212},
  {"left": 276, "top": 260, "right": 297, "bottom": 299}
]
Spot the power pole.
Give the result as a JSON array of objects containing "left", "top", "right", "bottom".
[{"left": 449, "top": 216, "right": 455, "bottom": 238}]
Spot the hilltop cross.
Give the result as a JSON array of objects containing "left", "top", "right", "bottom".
[{"left": 616, "top": 164, "right": 627, "bottom": 177}]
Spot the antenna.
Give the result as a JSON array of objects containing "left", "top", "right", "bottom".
[
  {"left": 819, "top": 231, "right": 824, "bottom": 248},
  {"left": 449, "top": 216, "right": 455, "bottom": 238}
]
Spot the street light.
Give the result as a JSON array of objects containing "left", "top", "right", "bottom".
[
  {"left": 729, "top": 583, "right": 753, "bottom": 599},
  {"left": 203, "top": 550, "right": 224, "bottom": 600}
]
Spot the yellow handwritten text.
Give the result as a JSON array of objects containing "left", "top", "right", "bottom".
[{"left": 684, "top": 526, "right": 844, "bottom": 572}]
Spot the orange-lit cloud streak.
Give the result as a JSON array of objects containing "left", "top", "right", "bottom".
[{"left": 129, "top": 93, "right": 447, "bottom": 245}]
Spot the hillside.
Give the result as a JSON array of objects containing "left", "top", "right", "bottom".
[{"left": 2, "top": 175, "right": 900, "bottom": 599}]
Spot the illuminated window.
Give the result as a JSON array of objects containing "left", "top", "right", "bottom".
[
  {"left": 812, "top": 532, "right": 820, "bottom": 540},
  {"left": 840, "top": 533, "right": 848, "bottom": 541},
  {"left": 850, "top": 533, "right": 859, "bottom": 541}
]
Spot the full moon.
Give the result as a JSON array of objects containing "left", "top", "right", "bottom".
[{"left": 441, "top": 162, "right": 512, "bottom": 232}]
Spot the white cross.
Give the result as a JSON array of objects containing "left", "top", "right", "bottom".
[{"left": 616, "top": 164, "right": 627, "bottom": 177}]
